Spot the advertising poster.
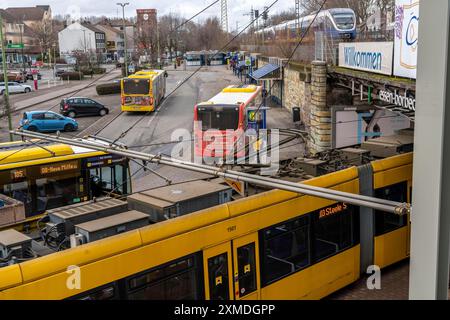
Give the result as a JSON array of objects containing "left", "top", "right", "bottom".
[
  {"left": 394, "top": 0, "right": 420, "bottom": 79},
  {"left": 339, "top": 42, "right": 394, "bottom": 76}
]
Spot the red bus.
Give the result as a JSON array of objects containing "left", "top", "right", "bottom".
[{"left": 194, "top": 85, "right": 264, "bottom": 162}]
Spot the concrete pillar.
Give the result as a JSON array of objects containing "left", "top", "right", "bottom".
[
  {"left": 309, "top": 60, "right": 331, "bottom": 155},
  {"left": 410, "top": 0, "right": 450, "bottom": 300}
]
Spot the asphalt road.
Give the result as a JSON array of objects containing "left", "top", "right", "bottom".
[{"left": 1, "top": 65, "right": 239, "bottom": 190}]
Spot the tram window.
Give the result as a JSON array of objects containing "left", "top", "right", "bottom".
[
  {"left": 375, "top": 182, "right": 408, "bottom": 236},
  {"left": 3, "top": 181, "right": 32, "bottom": 215},
  {"left": 36, "top": 177, "right": 79, "bottom": 213},
  {"left": 208, "top": 253, "right": 230, "bottom": 300},
  {"left": 114, "top": 164, "right": 124, "bottom": 194},
  {"left": 313, "top": 209, "right": 353, "bottom": 262},
  {"left": 260, "top": 216, "right": 310, "bottom": 286},
  {"left": 236, "top": 243, "right": 257, "bottom": 297},
  {"left": 127, "top": 255, "right": 202, "bottom": 300},
  {"left": 101, "top": 167, "right": 114, "bottom": 190},
  {"left": 79, "top": 286, "right": 115, "bottom": 300}
]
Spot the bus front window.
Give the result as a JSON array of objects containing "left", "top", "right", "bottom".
[{"left": 197, "top": 107, "right": 240, "bottom": 131}]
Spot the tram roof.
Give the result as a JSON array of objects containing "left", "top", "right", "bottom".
[{"left": 0, "top": 140, "right": 108, "bottom": 169}]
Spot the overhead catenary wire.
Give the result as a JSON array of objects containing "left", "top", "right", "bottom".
[
  {"left": 11, "top": 130, "right": 412, "bottom": 216},
  {"left": 104, "top": 1, "right": 281, "bottom": 146}
]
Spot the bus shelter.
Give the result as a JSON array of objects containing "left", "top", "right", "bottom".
[{"left": 250, "top": 63, "right": 283, "bottom": 107}]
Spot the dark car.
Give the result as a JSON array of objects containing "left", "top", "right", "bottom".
[
  {"left": 60, "top": 97, "right": 109, "bottom": 118},
  {"left": 24, "top": 71, "right": 42, "bottom": 81}
]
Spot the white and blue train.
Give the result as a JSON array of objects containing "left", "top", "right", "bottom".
[{"left": 256, "top": 8, "right": 357, "bottom": 42}]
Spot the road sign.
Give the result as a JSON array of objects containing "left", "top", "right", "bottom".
[
  {"left": 7, "top": 43, "right": 24, "bottom": 49},
  {"left": 225, "top": 178, "right": 245, "bottom": 197}
]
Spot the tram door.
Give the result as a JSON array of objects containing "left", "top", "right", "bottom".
[
  {"left": 203, "top": 242, "right": 234, "bottom": 300},
  {"left": 232, "top": 233, "right": 261, "bottom": 300}
]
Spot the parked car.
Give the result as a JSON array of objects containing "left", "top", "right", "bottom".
[
  {"left": 0, "top": 71, "right": 24, "bottom": 83},
  {"left": 60, "top": 97, "right": 109, "bottom": 118},
  {"left": 0, "top": 82, "right": 32, "bottom": 95},
  {"left": 20, "top": 111, "right": 79, "bottom": 133}
]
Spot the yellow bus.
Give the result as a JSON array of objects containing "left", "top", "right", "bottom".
[
  {"left": 0, "top": 153, "right": 412, "bottom": 300},
  {"left": 0, "top": 140, "right": 131, "bottom": 231},
  {"left": 120, "top": 70, "right": 167, "bottom": 112}
]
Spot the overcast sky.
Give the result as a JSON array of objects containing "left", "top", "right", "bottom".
[{"left": 1, "top": 0, "right": 295, "bottom": 31}]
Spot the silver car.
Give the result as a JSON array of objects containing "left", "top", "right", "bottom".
[{"left": 0, "top": 82, "right": 32, "bottom": 95}]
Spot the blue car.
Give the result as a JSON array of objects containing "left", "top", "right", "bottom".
[{"left": 20, "top": 111, "right": 79, "bottom": 132}]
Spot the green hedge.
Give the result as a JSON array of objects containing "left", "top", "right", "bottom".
[
  {"left": 81, "top": 68, "right": 107, "bottom": 75},
  {"left": 96, "top": 82, "right": 121, "bottom": 95},
  {"left": 60, "top": 72, "right": 84, "bottom": 80}
]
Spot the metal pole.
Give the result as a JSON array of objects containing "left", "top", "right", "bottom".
[
  {"left": 10, "top": 130, "right": 412, "bottom": 216},
  {"left": 410, "top": 0, "right": 450, "bottom": 300},
  {"left": 0, "top": 15, "right": 14, "bottom": 141},
  {"left": 117, "top": 3, "right": 129, "bottom": 77},
  {"left": 19, "top": 24, "right": 25, "bottom": 76},
  {"left": 156, "top": 16, "right": 161, "bottom": 69}
]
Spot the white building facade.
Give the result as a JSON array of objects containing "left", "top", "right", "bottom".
[{"left": 58, "top": 22, "right": 106, "bottom": 58}]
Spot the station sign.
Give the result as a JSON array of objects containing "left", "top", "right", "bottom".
[
  {"left": 7, "top": 43, "right": 24, "bottom": 49},
  {"left": 339, "top": 42, "right": 394, "bottom": 76},
  {"left": 394, "top": 0, "right": 420, "bottom": 79},
  {"left": 379, "top": 90, "right": 416, "bottom": 111}
]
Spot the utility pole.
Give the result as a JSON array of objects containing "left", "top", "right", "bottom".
[
  {"left": 117, "top": 2, "right": 130, "bottom": 77},
  {"left": 156, "top": 16, "right": 161, "bottom": 69},
  {"left": 0, "top": 14, "right": 13, "bottom": 141},
  {"left": 18, "top": 24, "right": 26, "bottom": 75}
]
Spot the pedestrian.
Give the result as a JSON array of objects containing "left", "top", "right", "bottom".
[{"left": 90, "top": 69, "right": 94, "bottom": 79}]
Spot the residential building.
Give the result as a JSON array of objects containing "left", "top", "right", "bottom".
[
  {"left": 94, "top": 23, "right": 123, "bottom": 61},
  {"left": 58, "top": 22, "right": 106, "bottom": 59},
  {"left": 0, "top": 9, "right": 41, "bottom": 65},
  {"left": 109, "top": 20, "right": 135, "bottom": 60},
  {"left": 5, "top": 5, "right": 52, "bottom": 29}
]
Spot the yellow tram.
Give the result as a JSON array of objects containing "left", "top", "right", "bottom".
[{"left": 0, "top": 153, "right": 412, "bottom": 300}]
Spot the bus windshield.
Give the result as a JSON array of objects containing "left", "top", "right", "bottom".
[
  {"left": 333, "top": 14, "right": 355, "bottom": 30},
  {"left": 197, "top": 106, "right": 240, "bottom": 131},
  {"left": 123, "top": 79, "right": 151, "bottom": 95}
]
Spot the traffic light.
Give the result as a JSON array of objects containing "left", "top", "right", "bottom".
[
  {"left": 262, "top": 8, "right": 268, "bottom": 21},
  {"left": 254, "top": 10, "right": 259, "bottom": 19}
]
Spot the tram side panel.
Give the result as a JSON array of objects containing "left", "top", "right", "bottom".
[{"left": 371, "top": 154, "right": 413, "bottom": 269}]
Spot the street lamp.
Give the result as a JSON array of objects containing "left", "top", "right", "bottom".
[{"left": 117, "top": 2, "right": 129, "bottom": 76}]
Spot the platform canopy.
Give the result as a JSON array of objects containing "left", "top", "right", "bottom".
[{"left": 250, "top": 63, "right": 281, "bottom": 80}]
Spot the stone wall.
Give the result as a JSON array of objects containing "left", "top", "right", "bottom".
[
  {"left": 257, "top": 58, "right": 312, "bottom": 126},
  {"left": 309, "top": 61, "right": 331, "bottom": 155},
  {"left": 283, "top": 67, "right": 311, "bottom": 128},
  {"left": 254, "top": 56, "right": 331, "bottom": 154}
]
